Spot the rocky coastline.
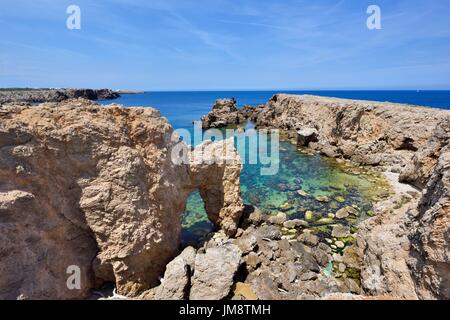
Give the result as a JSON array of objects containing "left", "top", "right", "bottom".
[
  {"left": 0, "top": 88, "right": 120, "bottom": 104},
  {"left": 200, "top": 95, "right": 450, "bottom": 300},
  {"left": 0, "top": 95, "right": 448, "bottom": 300}
]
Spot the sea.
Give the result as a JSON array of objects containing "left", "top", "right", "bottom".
[{"left": 100, "top": 90, "right": 450, "bottom": 245}]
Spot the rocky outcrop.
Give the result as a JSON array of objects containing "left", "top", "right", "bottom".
[
  {"left": 0, "top": 99, "right": 244, "bottom": 300},
  {"left": 201, "top": 99, "right": 265, "bottom": 129},
  {"left": 186, "top": 140, "right": 244, "bottom": 236},
  {"left": 201, "top": 94, "right": 450, "bottom": 300},
  {"left": 357, "top": 189, "right": 421, "bottom": 299},
  {"left": 152, "top": 208, "right": 360, "bottom": 301},
  {"left": 0, "top": 89, "right": 120, "bottom": 104},
  {"left": 251, "top": 95, "right": 450, "bottom": 187},
  {"left": 201, "top": 98, "right": 242, "bottom": 128},
  {"left": 357, "top": 148, "right": 450, "bottom": 300}
]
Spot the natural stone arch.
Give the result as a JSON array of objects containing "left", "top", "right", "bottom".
[
  {"left": 0, "top": 101, "right": 244, "bottom": 299},
  {"left": 186, "top": 138, "right": 244, "bottom": 237}
]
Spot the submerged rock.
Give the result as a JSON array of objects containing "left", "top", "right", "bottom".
[
  {"left": 279, "top": 202, "right": 293, "bottom": 211},
  {"left": 315, "top": 195, "right": 330, "bottom": 203},
  {"left": 316, "top": 218, "right": 334, "bottom": 225},
  {"left": 332, "top": 225, "right": 351, "bottom": 238},
  {"left": 268, "top": 212, "right": 288, "bottom": 225},
  {"left": 304, "top": 210, "right": 314, "bottom": 221},
  {"left": 335, "top": 241, "right": 345, "bottom": 249}
]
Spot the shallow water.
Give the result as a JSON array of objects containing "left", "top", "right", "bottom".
[
  {"left": 181, "top": 127, "right": 389, "bottom": 247},
  {"left": 100, "top": 92, "right": 396, "bottom": 246}
]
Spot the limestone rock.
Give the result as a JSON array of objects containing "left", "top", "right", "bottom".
[
  {"left": 409, "top": 146, "right": 450, "bottom": 299},
  {"left": 188, "top": 138, "right": 245, "bottom": 236},
  {"left": 256, "top": 225, "right": 282, "bottom": 240},
  {"left": 254, "top": 94, "right": 450, "bottom": 188},
  {"left": 268, "top": 212, "right": 287, "bottom": 225},
  {"left": 233, "top": 235, "right": 257, "bottom": 255},
  {"left": 233, "top": 282, "right": 258, "bottom": 300},
  {"left": 332, "top": 225, "right": 351, "bottom": 238},
  {"left": 0, "top": 99, "right": 244, "bottom": 299},
  {"left": 297, "top": 128, "right": 319, "bottom": 147},
  {"left": 297, "top": 231, "right": 319, "bottom": 247},
  {"left": 245, "top": 252, "right": 261, "bottom": 270},
  {"left": 154, "top": 247, "right": 196, "bottom": 300},
  {"left": 190, "top": 244, "right": 242, "bottom": 300},
  {"left": 336, "top": 207, "right": 350, "bottom": 219},
  {"left": 283, "top": 219, "right": 309, "bottom": 229}
]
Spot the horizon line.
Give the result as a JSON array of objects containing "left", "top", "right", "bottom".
[{"left": 2, "top": 87, "right": 450, "bottom": 92}]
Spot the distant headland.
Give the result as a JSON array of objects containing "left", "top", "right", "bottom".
[{"left": 0, "top": 88, "right": 143, "bottom": 104}]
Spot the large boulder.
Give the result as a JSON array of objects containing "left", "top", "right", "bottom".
[
  {"left": 201, "top": 98, "right": 241, "bottom": 128},
  {"left": 410, "top": 146, "right": 450, "bottom": 299},
  {"left": 0, "top": 99, "right": 244, "bottom": 299},
  {"left": 190, "top": 244, "right": 242, "bottom": 300},
  {"left": 154, "top": 247, "right": 196, "bottom": 300}
]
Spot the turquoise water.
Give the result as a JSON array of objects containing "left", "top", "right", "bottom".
[
  {"left": 181, "top": 132, "right": 389, "bottom": 246},
  {"left": 99, "top": 91, "right": 444, "bottom": 245}
]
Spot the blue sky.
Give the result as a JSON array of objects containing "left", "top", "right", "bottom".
[{"left": 1, "top": 0, "right": 450, "bottom": 90}]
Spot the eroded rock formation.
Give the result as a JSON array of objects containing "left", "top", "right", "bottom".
[
  {"left": 190, "top": 244, "right": 242, "bottom": 300},
  {"left": 201, "top": 98, "right": 243, "bottom": 128},
  {"left": 202, "top": 94, "right": 450, "bottom": 300},
  {"left": 0, "top": 99, "right": 244, "bottom": 299},
  {"left": 409, "top": 145, "right": 450, "bottom": 299}
]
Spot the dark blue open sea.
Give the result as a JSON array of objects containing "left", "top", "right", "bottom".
[
  {"left": 100, "top": 90, "right": 450, "bottom": 245},
  {"left": 102, "top": 90, "right": 450, "bottom": 129}
]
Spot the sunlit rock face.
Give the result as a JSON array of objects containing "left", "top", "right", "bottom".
[
  {"left": 0, "top": 99, "right": 243, "bottom": 299},
  {"left": 244, "top": 94, "right": 448, "bottom": 187}
]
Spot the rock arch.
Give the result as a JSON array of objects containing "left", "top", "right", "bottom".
[{"left": 0, "top": 100, "right": 244, "bottom": 299}]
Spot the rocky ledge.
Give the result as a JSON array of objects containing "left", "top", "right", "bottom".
[
  {"left": 0, "top": 88, "right": 120, "bottom": 104},
  {"left": 201, "top": 94, "right": 450, "bottom": 300},
  {"left": 0, "top": 99, "right": 244, "bottom": 299}
]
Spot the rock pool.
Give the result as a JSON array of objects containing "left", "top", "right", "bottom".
[{"left": 182, "top": 126, "right": 392, "bottom": 247}]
